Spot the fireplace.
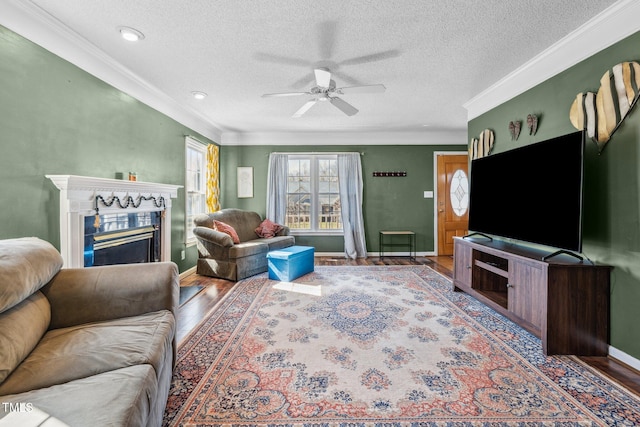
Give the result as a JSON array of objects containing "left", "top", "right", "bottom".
[
  {"left": 84, "top": 211, "right": 161, "bottom": 266},
  {"left": 47, "top": 175, "right": 182, "bottom": 268}
]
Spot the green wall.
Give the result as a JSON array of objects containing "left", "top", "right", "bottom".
[
  {"left": 469, "top": 31, "right": 640, "bottom": 359},
  {"left": 0, "top": 25, "right": 214, "bottom": 272},
  {"left": 220, "top": 144, "right": 466, "bottom": 253}
]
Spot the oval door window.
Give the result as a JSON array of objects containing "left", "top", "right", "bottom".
[{"left": 449, "top": 169, "right": 469, "bottom": 216}]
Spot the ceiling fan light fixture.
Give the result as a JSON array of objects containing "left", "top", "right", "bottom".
[
  {"left": 191, "top": 91, "right": 208, "bottom": 100},
  {"left": 118, "top": 26, "right": 145, "bottom": 42},
  {"left": 263, "top": 67, "right": 382, "bottom": 117},
  {"left": 314, "top": 68, "right": 332, "bottom": 88}
]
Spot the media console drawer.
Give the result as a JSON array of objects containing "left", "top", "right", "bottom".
[{"left": 453, "top": 237, "right": 611, "bottom": 356}]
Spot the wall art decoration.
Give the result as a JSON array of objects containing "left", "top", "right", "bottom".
[
  {"left": 469, "top": 129, "right": 494, "bottom": 160},
  {"left": 508, "top": 121, "right": 521, "bottom": 140},
  {"left": 527, "top": 114, "right": 539, "bottom": 135},
  {"left": 569, "top": 61, "right": 640, "bottom": 153},
  {"left": 372, "top": 171, "right": 407, "bottom": 177},
  {"left": 237, "top": 166, "right": 254, "bottom": 198}
]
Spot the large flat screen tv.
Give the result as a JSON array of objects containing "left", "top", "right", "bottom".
[{"left": 468, "top": 130, "right": 585, "bottom": 253}]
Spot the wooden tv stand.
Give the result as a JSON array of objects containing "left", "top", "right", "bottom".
[{"left": 453, "top": 237, "right": 611, "bottom": 356}]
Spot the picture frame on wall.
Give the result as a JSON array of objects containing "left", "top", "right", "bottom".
[{"left": 237, "top": 166, "right": 253, "bottom": 198}]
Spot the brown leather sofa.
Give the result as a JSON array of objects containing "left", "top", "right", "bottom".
[
  {"left": 193, "top": 209, "right": 295, "bottom": 281},
  {"left": 0, "top": 237, "right": 178, "bottom": 427}
]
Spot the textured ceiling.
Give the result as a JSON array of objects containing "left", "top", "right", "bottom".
[{"left": 14, "top": 0, "right": 621, "bottom": 134}]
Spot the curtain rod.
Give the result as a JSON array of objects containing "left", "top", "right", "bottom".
[{"left": 268, "top": 151, "right": 364, "bottom": 156}]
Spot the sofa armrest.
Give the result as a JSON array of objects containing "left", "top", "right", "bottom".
[
  {"left": 41, "top": 262, "right": 179, "bottom": 330},
  {"left": 193, "top": 226, "right": 234, "bottom": 247},
  {"left": 277, "top": 225, "right": 291, "bottom": 236}
]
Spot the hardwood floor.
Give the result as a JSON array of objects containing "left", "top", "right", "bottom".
[{"left": 177, "top": 255, "right": 640, "bottom": 397}]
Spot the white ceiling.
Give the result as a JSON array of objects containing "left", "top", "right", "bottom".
[{"left": 0, "top": 0, "right": 629, "bottom": 140}]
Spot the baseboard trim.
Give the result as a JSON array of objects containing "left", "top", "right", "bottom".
[
  {"left": 609, "top": 346, "right": 640, "bottom": 372},
  {"left": 313, "top": 252, "right": 347, "bottom": 257},
  {"left": 179, "top": 266, "right": 196, "bottom": 279}
]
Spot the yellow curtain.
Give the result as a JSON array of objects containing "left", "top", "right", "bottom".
[{"left": 206, "top": 144, "right": 221, "bottom": 212}]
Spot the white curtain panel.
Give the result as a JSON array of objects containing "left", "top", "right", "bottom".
[
  {"left": 338, "top": 153, "right": 367, "bottom": 259},
  {"left": 266, "top": 153, "right": 288, "bottom": 224}
]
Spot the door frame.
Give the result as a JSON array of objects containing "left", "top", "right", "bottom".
[{"left": 433, "top": 151, "right": 468, "bottom": 256}]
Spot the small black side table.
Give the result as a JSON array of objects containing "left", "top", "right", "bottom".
[{"left": 379, "top": 230, "right": 416, "bottom": 260}]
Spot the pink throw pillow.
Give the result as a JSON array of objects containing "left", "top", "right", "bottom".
[
  {"left": 255, "top": 219, "right": 284, "bottom": 238},
  {"left": 213, "top": 220, "right": 240, "bottom": 244}
]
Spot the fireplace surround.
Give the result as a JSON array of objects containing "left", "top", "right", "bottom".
[{"left": 47, "top": 175, "right": 182, "bottom": 268}]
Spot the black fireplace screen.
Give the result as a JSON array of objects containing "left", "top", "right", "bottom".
[{"left": 84, "top": 211, "right": 161, "bottom": 267}]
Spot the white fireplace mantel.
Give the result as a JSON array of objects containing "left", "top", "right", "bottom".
[{"left": 47, "top": 175, "right": 182, "bottom": 268}]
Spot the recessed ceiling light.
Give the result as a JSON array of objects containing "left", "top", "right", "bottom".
[
  {"left": 191, "top": 91, "right": 207, "bottom": 100},
  {"left": 118, "top": 26, "right": 145, "bottom": 42}
]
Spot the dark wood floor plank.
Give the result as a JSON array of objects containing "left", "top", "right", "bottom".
[
  {"left": 580, "top": 356, "right": 640, "bottom": 396},
  {"left": 177, "top": 276, "right": 235, "bottom": 344},
  {"left": 178, "top": 255, "right": 640, "bottom": 396}
]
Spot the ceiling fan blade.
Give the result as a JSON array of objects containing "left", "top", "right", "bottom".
[
  {"left": 292, "top": 100, "right": 318, "bottom": 118},
  {"left": 314, "top": 68, "right": 332, "bottom": 88},
  {"left": 317, "top": 20, "right": 338, "bottom": 59},
  {"left": 330, "top": 70, "right": 362, "bottom": 86},
  {"left": 329, "top": 97, "right": 358, "bottom": 116},
  {"left": 262, "top": 92, "right": 310, "bottom": 98},
  {"left": 337, "top": 84, "right": 386, "bottom": 94},
  {"left": 339, "top": 49, "right": 401, "bottom": 66},
  {"left": 253, "top": 52, "right": 312, "bottom": 67},
  {"left": 291, "top": 73, "right": 316, "bottom": 89}
]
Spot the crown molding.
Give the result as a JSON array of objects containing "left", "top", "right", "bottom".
[
  {"left": 0, "top": 0, "right": 222, "bottom": 142},
  {"left": 5, "top": 1, "right": 635, "bottom": 137},
  {"left": 464, "top": 0, "right": 640, "bottom": 120},
  {"left": 221, "top": 130, "right": 468, "bottom": 146}
]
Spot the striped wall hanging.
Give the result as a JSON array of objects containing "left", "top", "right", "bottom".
[
  {"left": 570, "top": 61, "right": 640, "bottom": 153},
  {"left": 469, "top": 129, "right": 494, "bottom": 160}
]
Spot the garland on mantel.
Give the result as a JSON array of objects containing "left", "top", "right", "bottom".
[{"left": 93, "top": 194, "right": 166, "bottom": 229}]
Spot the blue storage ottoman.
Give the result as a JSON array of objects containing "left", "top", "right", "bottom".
[{"left": 267, "top": 246, "right": 315, "bottom": 281}]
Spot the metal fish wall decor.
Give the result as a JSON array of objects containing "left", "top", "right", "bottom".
[
  {"left": 469, "top": 129, "right": 494, "bottom": 160},
  {"left": 570, "top": 61, "right": 640, "bottom": 153}
]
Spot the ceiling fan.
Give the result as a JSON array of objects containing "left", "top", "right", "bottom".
[{"left": 261, "top": 67, "right": 386, "bottom": 118}]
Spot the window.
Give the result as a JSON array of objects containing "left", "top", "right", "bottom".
[
  {"left": 449, "top": 169, "right": 469, "bottom": 216},
  {"left": 286, "top": 155, "right": 342, "bottom": 233},
  {"left": 185, "top": 137, "right": 207, "bottom": 244}
]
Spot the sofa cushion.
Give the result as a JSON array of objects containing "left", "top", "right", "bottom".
[
  {"left": 229, "top": 240, "right": 269, "bottom": 259},
  {"left": 0, "top": 237, "right": 63, "bottom": 314},
  {"left": 213, "top": 220, "right": 240, "bottom": 244},
  {"left": 266, "top": 235, "right": 296, "bottom": 251},
  {"left": 255, "top": 218, "right": 284, "bottom": 238},
  {"left": 0, "top": 310, "right": 174, "bottom": 396},
  {"left": 0, "top": 364, "right": 158, "bottom": 427},
  {"left": 212, "top": 209, "right": 263, "bottom": 243},
  {"left": 0, "top": 292, "right": 50, "bottom": 384}
]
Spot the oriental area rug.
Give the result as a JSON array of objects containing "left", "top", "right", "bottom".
[{"left": 163, "top": 266, "right": 640, "bottom": 426}]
